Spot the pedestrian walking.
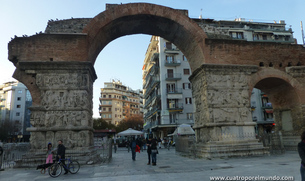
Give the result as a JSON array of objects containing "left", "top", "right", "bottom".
[
  {"left": 56, "top": 140, "right": 69, "bottom": 174},
  {"left": 146, "top": 136, "right": 152, "bottom": 165},
  {"left": 157, "top": 137, "right": 162, "bottom": 149},
  {"left": 46, "top": 142, "right": 54, "bottom": 164},
  {"left": 151, "top": 137, "right": 158, "bottom": 166},
  {"left": 298, "top": 131, "right": 305, "bottom": 181},
  {"left": 130, "top": 137, "right": 137, "bottom": 161}
]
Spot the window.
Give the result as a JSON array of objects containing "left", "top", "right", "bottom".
[
  {"left": 108, "top": 101, "right": 112, "bottom": 105},
  {"left": 108, "top": 95, "right": 111, "bottom": 98},
  {"left": 103, "top": 95, "right": 106, "bottom": 98},
  {"left": 166, "top": 55, "right": 174, "bottom": 63},
  {"left": 109, "top": 114, "right": 112, "bottom": 118},
  {"left": 108, "top": 108, "right": 111, "bottom": 112},
  {"left": 166, "top": 42, "right": 172, "bottom": 49},
  {"left": 103, "top": 114, "right": 106, "bottom": 118},
  {"left": 167, "top": 69, "right": 174, "bottom": 78},
  {"left": 185, "top": 98, "right": 192, "bottom": 104},
  {"left": 103, "top": 108, "right": 106, "bottom": 111},
  {"left": 182, "top": 55, "right": 187, "bottom": 61},
  {"left": 253, "top": 34, "right": 259, "bottom": 40},
  {"left": 183, "top": 69, "right": 190, "bottom": 75},
  {"left": 183, "top": 83, "right": 191, "bottom": 89},
  {"left": 166, "top": 83, "right": 176, "bottom": 93},
  {"left": 16, "top": 105, "right": 21, "bottom": 108},
  {"left": 262, "top": 35, "right": 267, "bottom": 40},
  {"left": 169, "top": 113, "right": 177, "bottom": 124},
  {"left": 237, "top": 32, "right": 244, "bottom": 39},
  {"left": 187, "top": 113, "right": 193, "bottom": 120},
  {"left": 167, "top": 99, "right": 177, "bottom": 109},
  {"left": 16, "top": 112, "right": 20, "bottom": 116},
  {"left": 17, "top": 97, "right": 21, "bottom": 101}
]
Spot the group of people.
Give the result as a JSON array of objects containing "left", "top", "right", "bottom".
[
  {"left": 45, "top": 140, "right": 69, "bottom": 174},
  {"left": 128, "top": 135, "right": 158, "bottom": 165}
]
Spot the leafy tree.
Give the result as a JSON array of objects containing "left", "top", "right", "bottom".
[
  {"left": 0, "top": 120, "right": 15, "bottom": 142},
  {"left": 116, "top": 114, "right": 144, "bottom": 133},
  {"left": 93, "top": 118, "right": 115, "bottom": 130}
]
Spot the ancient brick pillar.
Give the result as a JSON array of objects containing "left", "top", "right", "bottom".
[
  {"left": 190, "top": 64, "right": 268, "bottom": 157},
  {"left": 14, "top": 61, "right": 96, "bottom": 152}
]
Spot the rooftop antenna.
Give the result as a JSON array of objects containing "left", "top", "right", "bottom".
[
  {"left": 199, "top": 9, "right": 202, "bottom": 19},
  {"left": 301, "top": 21, "right": 305, "bottom": 46}
]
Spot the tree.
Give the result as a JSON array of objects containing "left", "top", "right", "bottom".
[
  {"left": 116, "top": 114, "right": 144, "bottom": 133},
  {"left": 0, "top": 120, "right": 15, "bottom": 142},
  {"left": 93, "top": 118, "right": 116, "bottom": 130}
]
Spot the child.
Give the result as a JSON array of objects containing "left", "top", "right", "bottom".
[{"left": 46, "top": 142, "right": 54, "bottom": 164}]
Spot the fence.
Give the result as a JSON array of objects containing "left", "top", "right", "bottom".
[{"left": 0, "top": 139, "right": 112, "bottom": 169}]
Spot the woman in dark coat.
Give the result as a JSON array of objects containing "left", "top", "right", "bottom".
[
  {"left": 150, "top": 137, "right": 158, "bottom": 166},
  {"left": 146, "top": 136, "right": 152, "bottom": 165},
  {"left": 298, "top": 131, "right": 305, "bottom": 181}
]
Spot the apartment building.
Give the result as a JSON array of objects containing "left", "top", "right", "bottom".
[
  {"left": 0, "top": 81, "right": 32, "bottom": 142},
  {"left": 195, "top": 18, "right": 295, "bottom": 44},
  {"left": 142, "top": 17, "right": 295, "bottom": 139},
  {"left": 251, "top": 88, "right": 274, "bottom": 136},
  {"left": 142, "top": 36, "right": 195, "bottom": 138},
  {"left": 99, "top": 80, "right": 143, "bottom": 125}
]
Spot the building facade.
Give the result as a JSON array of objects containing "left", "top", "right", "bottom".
[
  {"left": 142, "top": 36, "right": 195, "bottom": 138},
  {"left": 0, "top": 81, "right": 32, "bottom": 142},
  {"left": 251, "top": 88, "right": 274, "bottom": 136},
  {"left": 99, "top": 80, "right": 143, "bottom": 125},
  {"left": 142, "top": 17, "right": 294, "bottom": 139},
  {"left": 195, "top": 18, "right": 295, "bottom": 44}
]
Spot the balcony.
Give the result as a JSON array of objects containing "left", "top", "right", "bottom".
[
  {"left": 144, "top": 107, "right": 160, "bottom": 119},
  {"left": 165, "top": 73, "right": 181, "bottom": 81},
  {"left": 164, "top": 48, "right": 180, "bottom": 54},
  {"left": 164, "top": 59, "right": 181, "bottom": 67},
  {"left": 262, "top": 102, "right": 273, "bottom": 109},
  {"left": 167, "top": 103, "right": 183, "bottom": 112},
  {"left": 151, "top": 53, "right": 159, "bottom": 62},
  {"left": 167, "top": 88, "right": 183, "bottom": 99}
]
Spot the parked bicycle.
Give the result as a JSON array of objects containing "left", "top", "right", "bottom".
[{"left": 48, "top": 158, "right": 80, "bottom": 178}]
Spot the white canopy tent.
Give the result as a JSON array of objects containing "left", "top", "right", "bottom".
[
  {"left": 168, "top": 124, "right": 195, "bottom": 136},
  {"left": 117, "top": 128, "right": 144, "bottom": 136}
]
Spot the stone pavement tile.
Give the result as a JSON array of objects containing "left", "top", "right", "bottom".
[{"left": 0, "top": 149, "right": 302, "bottom": 181}]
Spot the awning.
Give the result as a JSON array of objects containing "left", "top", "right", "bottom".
[
  {"left": 273, "top": 32, "right": 292, "bottom": 36},
  {"left": 254, "top": 30, "right": 273, "bottom": 33},
  {"left": 265, "top": 109, "right": 273, "bottom": 114}
]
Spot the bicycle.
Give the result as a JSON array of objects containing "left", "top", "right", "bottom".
[{"left": 48, "top": 158, "right": 80, "bottom": 178}]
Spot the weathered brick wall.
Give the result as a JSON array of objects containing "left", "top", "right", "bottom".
[
  {"left": 8, "top": 34, "right": 88, "bottom": 62},
  {"left": 45, "top": 18, "right": 92, "bottom": 34},
  {"left": 203, "top": 39, "right": 305, "bottom": 68}
]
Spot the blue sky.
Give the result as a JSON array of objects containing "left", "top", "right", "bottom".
[{"left": 0, "top": 0, "right": 304, "bottom": 118}]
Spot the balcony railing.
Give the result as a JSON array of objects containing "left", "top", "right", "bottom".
[
  {"left": 164, "top": 48, "right": 180, "bottom": 54},
  {"left": 167, "top": 88, "right": 182, "bottom": 94},
  {"left": 164, "top": 59, "right": 181, "bottom": 67},
  {"left": 167, "top": 103, "right": 184, "bottom": 110},
  {"left": 165, "top": 73, "right": 181, "bottom": 81}
]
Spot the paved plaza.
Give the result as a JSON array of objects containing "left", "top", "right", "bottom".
[{"left": 0, "top": 147, "right": 301, "bottom": 181}]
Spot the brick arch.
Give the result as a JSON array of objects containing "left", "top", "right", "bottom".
[
  {"left": 82, "top": 3, "right": 207, "bottom": 70},
  {"left": 249, "top": 68, "right": 302, "bottom": 108}
]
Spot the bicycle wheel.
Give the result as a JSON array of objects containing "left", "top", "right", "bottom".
[
  {"left": 68, "top": 160, "right": 80, "bottom": 174},
  {"left": 48, "top": 163, "right": 62, "bottom": 178}
]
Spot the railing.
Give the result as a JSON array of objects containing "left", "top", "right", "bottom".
[
  {"left": 168, "top": 103, "right": 183, "bottom": 110},
  {"left": 0, "top": 139, "right": 112, "bottom": 169},
  {"left": 165, "top": 73, "right": 182, "bottom": 80},
  {"left": 167, "top": 88, "right": 182, "bottom": 94},
  {"left": 164, "top": 60, "right": 181, "bottom": 66}
]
